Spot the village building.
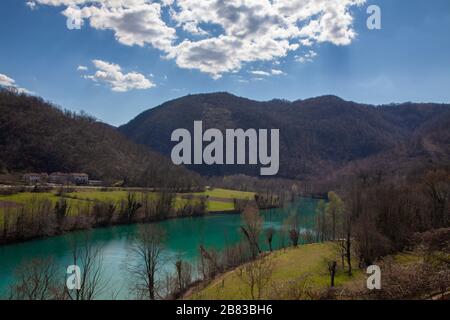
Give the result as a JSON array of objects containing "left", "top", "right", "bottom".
[
  {"left": 23, "top": 172, "right": 91, "bottom": 186},
  {"left": 22, "top": 173, "right": 48, "bottom": 185},
  {"left": 48, "top": 172, "right": 71, "bottom": 185},
  {"left": 48, "top": 172, "right": 89, "bottom": 185},
  {"left": 71, "top": 173, "right": 89, "bottom": 185}
]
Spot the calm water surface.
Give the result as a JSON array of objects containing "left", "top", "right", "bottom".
[{"left": 0, "top": 198, "right": 319, "bottom": 299}]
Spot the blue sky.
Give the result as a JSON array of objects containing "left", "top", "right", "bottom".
[{"left": 0, "top": 0, "right": 450, "bottom": 126}]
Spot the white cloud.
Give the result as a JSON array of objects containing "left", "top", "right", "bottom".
[
  {"left": 32, "top": 0, "right": 365, "bottom": 78},
  {"left": 0, "top": 73, "right": 33, "bottom": 94},
  {"left": 26, "top": 1, "right": 37, "bottom": 10},
  {"left": 250, "top": 70, "right": 271, "bottom": 77},
  {"left": 0, "top": 73, "right": 16, "bottom": 87},
  {"left": 271, "top": 69, "right": 285, "bottom": 76},
  {"left": 16, "top": 87, "right": 34, "bottom": 94},
  {"left": 77, "top": 65, "right": 88, "bottom": 71},
  {"left": 296, "top": 50, "right": 318, "bottom": 63},
  {"left": 64, "top": 1, "right": 175, "bottom": 51},
  {"left": 250, "top": 69, "right": 285, "bottom": 77},
  {"left": 83, "top": 59, "right": 155, "bottom": 92}
]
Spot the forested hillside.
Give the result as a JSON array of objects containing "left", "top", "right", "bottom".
[
  {"left": 120, "top": 92, "right": 450, "bottom": 179},
  {"left": 0, "top": 90, "right": 201, "bottom": 188}
]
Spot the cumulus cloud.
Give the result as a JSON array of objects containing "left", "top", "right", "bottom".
[
  {"left": 31, "top": 0, "right": 365, "bottom": 78},
  {"left": 83, "top": 59, "right": 155, "bottom": 92},
  {"left": 77, "top": 65, "right": 88, "bottom": 71}
]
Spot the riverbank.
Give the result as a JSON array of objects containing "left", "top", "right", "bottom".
[
  {"left": 0, "top": 198, "right": 319, "bottom": 298},
  {"left": 0, "top": 187, "right": 256, "bottom": 245},
  {"left": 186, "top": 228, "right": 450, "bottom": 300},
  {"left": 185, "top": 242, "right": 363, "bottom": 300}
]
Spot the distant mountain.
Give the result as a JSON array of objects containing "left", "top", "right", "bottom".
[
  {"left": 119, "top": 92, "right": 450, "bottom": 179},
  {"left": 0, "top": 90, "right": 201, "bottom": 188}
]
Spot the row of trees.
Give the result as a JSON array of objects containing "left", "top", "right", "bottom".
[
  {"left": 193, "top": 205, "right": 316, "bottom": 299},
  {"left": 0, "top": 191, "right": 208, "bottom": 244},
  {"left": 127, "top": 168, "right": 448, "bottom": 299},
  {"left": 7, "top": 225, "right": 195, "bottom": 300},
  {"left": 8, "top": 239, "right": 112, "bottom": 300},
  {"left": 124, "top": 205, "right": 307, "bottom": 300},
  {"left": 349, "top": 169, "right": 449, "bottom": 267},
  {"left": 314, "top": 168, "right": 449, "bottom": 276},
  {"left": 9, "top": 167, "right": 447, "bottom": 300}
]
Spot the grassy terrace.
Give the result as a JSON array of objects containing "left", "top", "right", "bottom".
[
  {"left": 192, "top": 189, "right": 256, "bottom": 200},
  {"left": 186, "top": 242, "right": 429, "bottom": 300},
  {"left": 187, "top": 242, "right": 364, "bottom": 300},
  {"left": 0, "top": 188, "right": 256, "bottom": 220}
]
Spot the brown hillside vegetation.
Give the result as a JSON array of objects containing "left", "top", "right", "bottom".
[
  {"left": 120, "top": 92, "right": 450, "bottom": 180},
  {"left": 0, "top": 90, "right": 201, "bottom": 188}
]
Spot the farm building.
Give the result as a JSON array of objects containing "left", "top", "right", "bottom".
[
  {"left": 49, "top": 172, "right": 89, "bottom": 185},
  {"left": 23, "top": 173, "right": 48, "bottom": 185}
]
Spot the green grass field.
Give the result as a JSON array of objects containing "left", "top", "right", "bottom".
[
  {"left": 194, "top": 188, "right": 255, "bottom": 200},
  {"left": 0, "top": 188, "right": 255, "bottom": 223},
  {"left": 207, "top": 201, "right": 235, "bottom": 212},
  {"left": 188, "top": 242, "right": 363, "bottom": 300},
  {"left": 0, "top": 192, "right": 88, "bottom": 216}
]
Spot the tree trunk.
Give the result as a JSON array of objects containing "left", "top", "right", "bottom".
[
  {"left": 346, "top": 231, "right": 352, "bottom": 275},
  {"left": 328, "top": 261, "right": 337, "bottom": 287}
]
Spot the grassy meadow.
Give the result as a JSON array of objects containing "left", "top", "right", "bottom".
[
  {"left": 188, "top": 242, "right": 365, "bottom": 300},
  {"left": 0, "top": 188, "right": 256, "bottom": 223}
]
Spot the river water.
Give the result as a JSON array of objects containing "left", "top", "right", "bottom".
[{"left": 0, "top": 198, "right": 319, "bottom": 299}]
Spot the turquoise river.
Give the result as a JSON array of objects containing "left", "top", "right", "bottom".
[{"left": 0, "top": 198, "right": 319, "bottom": 299}]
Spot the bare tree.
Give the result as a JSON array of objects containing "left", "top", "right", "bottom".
[
  {"left": 327, "top": 261, "right": 337, "bottom": 287},
  {"left": 140, "top": 192, "right": 155, "bottom": 222},
  {"left": 121, "top": 192, "right": 142, "bottom": 223},
  {"left": 284, "top": 213, "right": 300, "bottom": 247},
  {"left": 155, "top": 191, "right": 175, "bottom": 219},
  {"left": 240, "top": 206, "right": 263, "bottom": 258},
  {"left": 268, "top": 275, "right": 312, "bottom": 300},
  {"left": 198, "top": 245, "right": 222, "bottom": 280},
  {"left": 173, "top": 257, "right": 193, "bottom": 298},
  {"left": 326, "top": 192, "right": 344, "bottom": 241},
  {"left": 423, "top": 170, "right": 450, "bottom": 228},
  {"left": 65, "top": 238, "right": 110, "bottom": 300},
  {"left": 128, "top": 224, "right": 166, "bottom": 300},
  {"left": 315, "top": 200, "right": 327, "bottom": 242},
  {"left": 341, "top": 208, "right": 353, "bottom": 275},
  {"left": 54, "top": 199, "right": 69, "bottom": 228},
  {"left": 343, "top": 178, "right": 366, "bottom": 275},
  {"left": 237, "top": 256, "right": 274, "bottom": 300},
  {"left": 92, "top": 202, "right": 116, "bottom": 226},
  {"left": 265, "top": 227, "right": 275, "bottom": 252},
  {"left": 8, "top": 258, "right": 63, "bottom": 300}
]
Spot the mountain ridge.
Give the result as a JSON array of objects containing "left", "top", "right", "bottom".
[{"left": 119, "top": 92, "right": 450, "bottom": 179}]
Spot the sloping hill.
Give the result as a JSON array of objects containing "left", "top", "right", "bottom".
[
  {"left": 0, "top": 90, "right": 201, "bottom": 188},
  {"left": 187, "top": 242, "right": 363, "bottom": 300},
  {"left": 119, "top": 92, "right": 450, "bottom": 179}
]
